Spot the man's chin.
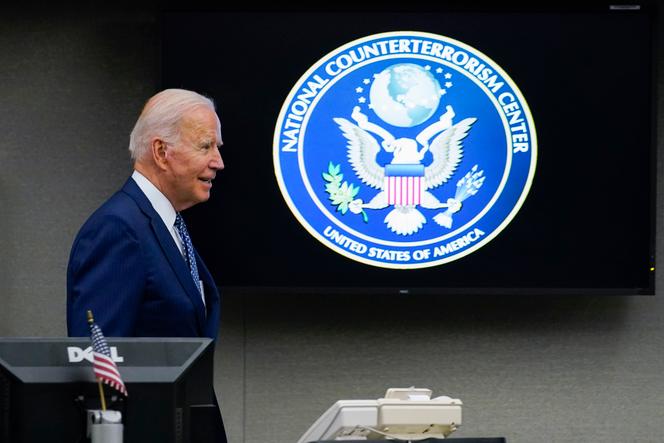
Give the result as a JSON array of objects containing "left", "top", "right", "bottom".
[
  {"left": 175, "top": 193, "right": 211, "bottom": 211},
  {"left": 197, "top": 191, "right": 212, "bottom": 203}
]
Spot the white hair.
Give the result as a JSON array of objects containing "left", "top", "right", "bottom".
[{"left": 128, "top": 89, "right": 216, "bottom": 161}]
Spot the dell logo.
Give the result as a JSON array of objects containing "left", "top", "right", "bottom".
[{"left": 67, "top": 346, "right": 124, "bottom": 363}]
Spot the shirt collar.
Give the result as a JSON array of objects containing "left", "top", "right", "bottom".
[{"left": 131, "top": 170, "right": 177, "bottom": 229}]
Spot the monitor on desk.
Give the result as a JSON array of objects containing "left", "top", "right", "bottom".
[{"left": 0, "top": 337, "right": 215, "bottom": 443}]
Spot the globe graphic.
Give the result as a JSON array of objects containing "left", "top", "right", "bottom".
[{"left": 369, "top": 63, "right": 442, "bottom": 128}]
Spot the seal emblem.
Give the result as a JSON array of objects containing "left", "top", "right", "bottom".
[{"left": 274, "top": 31, "right": 537, "bottom": 269}]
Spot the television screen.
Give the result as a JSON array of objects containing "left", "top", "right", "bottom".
[{"left": 161, "top": 3, "right": 655, "bottom": 294}]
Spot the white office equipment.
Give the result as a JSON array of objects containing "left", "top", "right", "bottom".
[{"left": 298, "top": 388, "right": 462, "bottom": 442}]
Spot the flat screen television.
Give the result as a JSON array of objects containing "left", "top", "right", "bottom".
[{"left": 160, "top": 2, "right": 656, "bottom": 295}]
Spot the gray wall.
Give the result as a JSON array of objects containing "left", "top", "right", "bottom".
[{"left": 1, "top": 7, "right": 663, "bottom": 443}]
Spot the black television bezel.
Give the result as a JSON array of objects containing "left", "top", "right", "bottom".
[{"left": 159, "top": 2, "right": 658, "bottom": 296}]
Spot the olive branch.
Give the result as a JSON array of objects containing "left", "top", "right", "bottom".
[{"left": 322, "top": 162, "right": 368, "bottom": 223}]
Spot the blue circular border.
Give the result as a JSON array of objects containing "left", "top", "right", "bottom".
[{"left": 274, "top": 31, "right": 537, "bottom": 269}]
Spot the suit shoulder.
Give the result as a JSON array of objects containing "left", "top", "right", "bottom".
[{"left": 75, "top": 190, "right": 148, "bottom": 239}]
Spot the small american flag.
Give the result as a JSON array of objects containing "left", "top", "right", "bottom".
[{"left": 89, "top": 321, "right": 128, "bottom": 396}]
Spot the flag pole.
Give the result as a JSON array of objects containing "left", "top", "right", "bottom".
[
  {"left": 87, "top": 310, "right": 107, "bottom": 411},
  {"left": 97, "top": 380, "right": 107, "bottom": 411}
]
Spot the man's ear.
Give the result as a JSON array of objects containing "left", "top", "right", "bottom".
[{"left": 151, "top": 139, "right": 169, "bottom": 171}]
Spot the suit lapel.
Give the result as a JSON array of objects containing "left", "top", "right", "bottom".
[
  {"left": 121, "top": 178, "right": 207, "bottom": 334},
  {"left": 195, "top": 249, "right": 220, "bottom": 336}
]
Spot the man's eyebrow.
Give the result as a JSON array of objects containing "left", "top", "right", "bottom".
[{"left": 198, "top": 138, "right": 215, "bottom": 148}]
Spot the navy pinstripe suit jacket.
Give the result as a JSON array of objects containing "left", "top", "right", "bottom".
[{"left": 67, "top": 178, "right": 220, "bottom": 339}]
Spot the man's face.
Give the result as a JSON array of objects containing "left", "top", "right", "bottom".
[{"left": 163, "top": 106, "right": 224, "bottom": 211}]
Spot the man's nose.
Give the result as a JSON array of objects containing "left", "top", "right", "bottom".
[{"left": 211, "top": 146, "right": 224, "bottom": 170}]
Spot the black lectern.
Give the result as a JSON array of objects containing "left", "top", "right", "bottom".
[{"left": 0, "top": 337, "right": 215, "bottom": 443}]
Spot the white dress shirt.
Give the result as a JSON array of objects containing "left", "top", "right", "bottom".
[
  {"left": 131, "top": 171, "right": 206, "bottom": 307},
  {"left": 131, "top": 170, "right": 184, "bottom": 256}
]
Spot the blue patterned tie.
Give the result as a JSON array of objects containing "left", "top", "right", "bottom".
[{"left": 174, "top": 213, "right": 202, "bottom": 296}]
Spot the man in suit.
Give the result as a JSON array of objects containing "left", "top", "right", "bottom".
[{"left": 67, "top": 89, "right": 227, "bottom": 441}]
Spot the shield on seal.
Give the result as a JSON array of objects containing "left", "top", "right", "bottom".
[{"left": 384, "top": 164, "right": 425, "bottom": 205}]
